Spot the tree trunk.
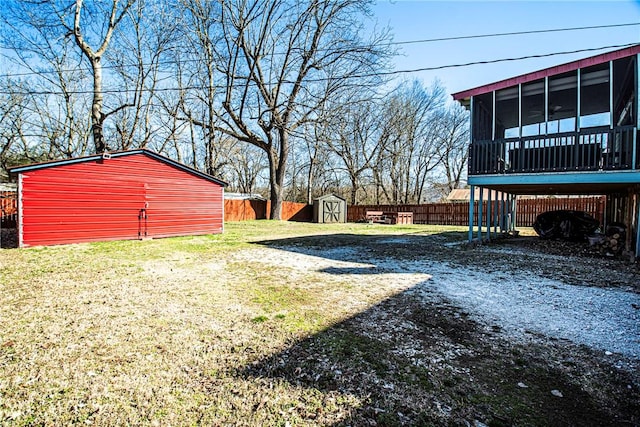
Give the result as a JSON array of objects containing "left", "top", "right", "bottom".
[
  {"left": 268, "top": 147, "right": 283, "bottom": 220},
  {"left": 350, "top": 173, "right": 358, "bottom": 206},
  {"left": 90, "top": 59, "right": 106, "bottom": 152},
  {"left": 306, "top": 157, "right": 315, "bottom": 205}
]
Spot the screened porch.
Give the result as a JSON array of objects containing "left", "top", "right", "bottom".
[{"left": 462, "top": 50, "right": 638, "bottom": 176}]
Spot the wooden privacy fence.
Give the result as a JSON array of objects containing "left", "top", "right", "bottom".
[
  {"left": 349, "top": 203, "right": 472, "bottom": 225},
  {"left": 1, "top": 191, "right": 17, "bottom": 228},
  {"left": 347, "top": 196, "right": 605, "bottom": 227},
  {"left": 226, "top": 197, "right": 605, "bottom": 226},
  {"left": 517, "top": 197, "right": 605, "bottom": 226},
  {"left": 224, "top": 199, "right": 312, "bottom": 222}
]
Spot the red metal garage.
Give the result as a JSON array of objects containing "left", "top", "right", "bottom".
[{"left": 9, "top": 149, "right": 227, "bottom": 247}]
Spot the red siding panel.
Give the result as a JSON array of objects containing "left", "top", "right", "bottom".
[{"left": 17, "top": 153, "right": 224, "bottom": 247}]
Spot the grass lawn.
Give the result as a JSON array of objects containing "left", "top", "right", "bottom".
[{"left": 0, "top": 221, "right": 637, "bottom": 426}]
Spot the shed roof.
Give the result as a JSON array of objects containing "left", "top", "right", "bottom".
[
  {"left": 224, "top": 192, "right": 267, "bottom": 201},
  {"left": 314, "top": 193, "right": 346, "bottom": 202},
  {"left": 452, "top": 44, "right": 640, "bottom": 104},
  {"left": 9, "top": 149, "right": 228, "bottom": 187}
]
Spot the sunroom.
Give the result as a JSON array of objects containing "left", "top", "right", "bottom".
[{"left": 452, "top": 44, "right": 640, "bottom": 256}]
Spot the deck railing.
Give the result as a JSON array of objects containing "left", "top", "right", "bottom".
[{"left": 469, "top": 125, "right": 638, "bottom": 175}]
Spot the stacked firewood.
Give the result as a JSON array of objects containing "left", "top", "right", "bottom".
[
  {"left": 599, "top": 232, "right": 624, "bottom": 256},
  {"left": 588, "top": 224, "right": 626, "bottom": 256}
]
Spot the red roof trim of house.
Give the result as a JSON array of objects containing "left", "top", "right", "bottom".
[
  {"left": 9, "top": 149, "right": 228, "bottom": 187},
  {"left": 452, "top": 44, "right": 640, "bottom": 101}
]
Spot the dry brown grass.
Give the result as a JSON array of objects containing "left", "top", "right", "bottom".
[
  {"left": 0, "top": 221, "right": 637, "bottom": 426},
  {"left": 0, "top": 222, "right": 444, "bottom": 425}
]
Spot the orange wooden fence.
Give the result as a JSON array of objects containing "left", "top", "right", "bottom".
[
  {"left": 349, "top": 203, "right": 471, "bottom": 225},
  {"left": 1, "top": 191, "right": 17, "bottom": 227},
  {"left": 224, "top": 199, "right": 312, "bottom": 222},
  {"left": 347, "top": 197, "right": 605, "bottom": 227},
  {"left": 224, "top": 199, "right": 267, "bottom": 221},
  {"left": 516, "top": 197, "right": 605, "bottom": 226}
]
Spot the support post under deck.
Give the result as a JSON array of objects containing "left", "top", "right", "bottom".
[
  {"left": 487, "top": 189, "right": 492, "bottom": 241},
  {"left": 511, "top": 194, "right": 517, "bottom": 231},
  {"left": 636, "top": 193, "right": 640, "bottom": 258},
  {"left": 478, "top": 187, "right": 484, "bottom": 240},
  {"left": 501, "top": 192, "right": 506, "bottom": 232},
  {"left": 468, "top": 185, "right": 475, "bottom": 241}
]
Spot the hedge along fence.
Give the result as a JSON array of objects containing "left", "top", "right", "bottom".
[
  {"left": 347, "top": 196, "right": 606, "bottom": 227},
  {"left": 224, "top": 199, "right": 312, "bottom": 222}
]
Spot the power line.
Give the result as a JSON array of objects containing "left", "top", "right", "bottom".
[
  {"left": 368, "top": 43, "right": 639, "bottom": 76},
  {"left": 390, "top": 22, "right": 640, "bottom": 45},
  {"left": 1, "top": 22, "right": 638, "bottom": 79},
  {"left": 0, "top": 42, "right": 637, "bottom": 96}
]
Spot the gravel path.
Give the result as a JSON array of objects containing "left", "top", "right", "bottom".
[
  {"left": 267, "top": 244, "right": 640, "bottom": 362},
  {"left": 412, "top": 261, "right": 640, "bottom": 360}
]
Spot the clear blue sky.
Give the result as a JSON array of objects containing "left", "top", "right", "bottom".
[{"left": 372, "top": 0, "right": 640, "bottom": 96}]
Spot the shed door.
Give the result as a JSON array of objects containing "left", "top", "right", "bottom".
[{"left": 323, "top": 200, "right": 341, "bottom": 223}]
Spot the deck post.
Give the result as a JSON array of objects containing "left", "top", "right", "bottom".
[
  {"left": 511, "top": 194, "right": 518, "bottom": 231},
  {"left": 508, "top": 194, "right": 513, "bottom": 232},
  {"left": 498, "top": 191, "right": 504, "bottom": 233},
  {"left": 635, "top": 54, "right": 639, "bottom": 169},
  {"left": 495, "top": 191, "right": 500, "bottom": 234},
  {"left": 502, "top": 193, "right": 508, "bottom": 233},
  {"left": 487, "top": 189, "right": 492, "bottom": 241},
  {"left": 636, "top": 192, "right": 640, "bottom": 258},
  {"left": 468, "top": 185, "right": 475, "bottom": 241},
  {"left": 497, "top": 191, "right": 502, "bottom": 233},
  {"left": 478, "top": 187, "right": 484, "bottom": 240}
]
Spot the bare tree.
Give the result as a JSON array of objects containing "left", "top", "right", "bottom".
[
  {"left": 373, "top": 80, "right": 446, "bottom": 204},
  {"left": 1, "top": 1, "right": 93, "bottom": 160},
  {"left": 227, "top": 143, "right": 266, "bottom": 194},
  {"left": 300, "top": 118, "right": 340, "bottom": 205},
  {"left": 62, "top": 0, "right": 137, "bottom": 152},
  {"left": 434, "top": 104, "right": 470, "bottom": 195},
  {"left": 325, "top": 97, "right": 381, "bottom": 205},
  {"left": 173, "top": 0, "right": 229, "bottom": 175},
  {"left": 212, "top": 0, "right": 389, "bottom": 219},
  {"left": 0, "top": 81, "right": 28, "bottom": 179},
  {"left": 1, "top": 0, "right": 141, "bottom": 154},
  {"left": 109, "top": 1, "right": 179, "bottom": 150}
]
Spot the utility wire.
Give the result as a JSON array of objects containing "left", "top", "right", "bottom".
[
  {"left": 0, "top": 42, "right": 637, "bottom": 96},
  {"left": 369, "top": 43, "right": 639, "bottom": 76},
  {"left": 390, "top": 22, "right": 640, "bottom": 45},
  {"left": 0, "top": 22, "right": 638, "bottom": 79}
]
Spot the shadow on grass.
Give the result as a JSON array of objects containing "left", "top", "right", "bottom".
[
  {"left": 0, "top": 228, "right": 18, "bottom": 249},
  {"left": 239, "top": 232, "right": 638, "bottom": 426}
]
